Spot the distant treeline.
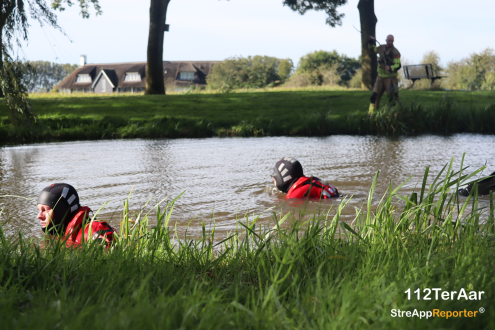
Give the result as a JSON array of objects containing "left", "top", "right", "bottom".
[
  {"left": 207, "top": 51, "right": 361, "bottom": 91},
  {"left": 209, "top": 47, "right": 495, "bottom": 92},
  {"left": 16, "top": 61, "right": 78, "bottom": 93}
]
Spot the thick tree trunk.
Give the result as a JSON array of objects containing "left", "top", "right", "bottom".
[
  {"left": 145, "top": 0, "right": 170, "bottom": 95},
  {"left": 357, "top": 0, "right": 377, "bottom": 90}
]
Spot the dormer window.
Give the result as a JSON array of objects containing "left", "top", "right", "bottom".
[
  {"left": 179, "top": 72, "right": 195, "bottom": 80},
  {"left": 76, "top": 74, "right": 91, "bottom": 83},
  {"left": 124, "top": 72, "right": 141, "bottom": 81}
]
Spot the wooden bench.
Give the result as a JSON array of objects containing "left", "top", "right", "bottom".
[{"left": 403, "top": 63, "right": 445, "bottom": 87}]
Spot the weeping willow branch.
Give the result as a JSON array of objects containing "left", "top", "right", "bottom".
[
  {"left": 1, "top": 54, "right": 37, "bottom": 127},
  {"left": 51, "top": 0, "right": 102, "bottom": 19},
  {"left": 0, "top": 0, "right": 100, "bottom": 131}
]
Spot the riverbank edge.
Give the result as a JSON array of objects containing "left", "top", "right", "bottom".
[
  {"left": 3, "top": 102, "right": 495, "bottom": 144},
  {"left": 1, "top": 90, "right": 495, "bottom": 143}
]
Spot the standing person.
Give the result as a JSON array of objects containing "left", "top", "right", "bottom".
[
  {"left": 37, "top": 183, "right": 115, "bottom": 247},
  {"left": 368, "top": 34, "right": 401, "bottom": 114},
  {"left": 271, "top": 157, "right": 339, "bottom": 199}
]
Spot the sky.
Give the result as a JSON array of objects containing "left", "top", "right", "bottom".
[{"left": 18, "top": 0, "right": 495, "bottom": 67}]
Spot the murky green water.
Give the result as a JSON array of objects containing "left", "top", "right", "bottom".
[{"left": 0, "top": 134, "right": 493, "bottom": 238}]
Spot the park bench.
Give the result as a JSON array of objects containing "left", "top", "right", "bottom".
[{"left": 403, "top": 63, "right": 445, "bottom": 87}]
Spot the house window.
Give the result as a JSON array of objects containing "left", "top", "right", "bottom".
[
  {"left": 102, "top": 79, "right": 106, "bottom": 92},
  {"left": 179, "top": 72, "right": 195, "bottom": 80},
  {"left": 124, "top": 72, "right": 141, "bottom": 81},
  {"left": 76, "top": 74, "right": 91, "bottom": 83}
]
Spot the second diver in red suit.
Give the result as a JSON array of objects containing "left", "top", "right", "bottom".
[{"left": 270, "top": 157, "right": 339, "bottom": 199}]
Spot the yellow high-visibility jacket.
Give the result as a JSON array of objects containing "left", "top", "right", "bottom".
[{"left": 369, "top": 41, "right": 401, "bottom": 78}]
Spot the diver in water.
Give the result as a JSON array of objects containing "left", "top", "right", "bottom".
[
  {"left": 458, "top": 171, "right": 495, "bottom": 197},
  {"left": 37, "top": 183, "right": 115, "bottom": 247},
  {"left": 271, "top": 157, "right": 339, "bottom": 199}
]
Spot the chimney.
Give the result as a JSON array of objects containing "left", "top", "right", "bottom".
[{"left": 80, "top": 55, "right": 87, "bottom": 67}]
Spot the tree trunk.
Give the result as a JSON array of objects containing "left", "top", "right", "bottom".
[
  {"left": 0, "top": 31, "right": 4, "bottom": 99},
  {"left": 357, "top": 0, "right": 377, "bottom": 90},
  {"left": 145, "top": 0, "right": 170, "bottom": 95}
]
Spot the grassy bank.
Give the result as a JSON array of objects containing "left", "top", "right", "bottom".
[
  {"left": 1, "top": 161, "right": 494, "bottom": 329},
  {"left": 0, "top": 88, "right": 494, "bottom": 142}
]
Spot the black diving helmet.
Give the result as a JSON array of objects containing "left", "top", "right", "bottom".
[
  {"left": 271, "top": 157, "right": 304, "bottom": 193},
  {"left": 37, "top": 183, "right": 80, "bottom": 233}
]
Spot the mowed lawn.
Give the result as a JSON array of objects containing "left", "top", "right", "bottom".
[{"left": 1, "top": 89, "right": 493, "bottom": 122}]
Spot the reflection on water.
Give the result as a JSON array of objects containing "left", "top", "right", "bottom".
[{"left": 0, "top": 135, "right": 493, "bottom": 238}]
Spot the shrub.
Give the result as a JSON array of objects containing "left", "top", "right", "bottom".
[
  {"left": 296, "top": 50, "right": 360, "bottom": 85},
  {"left": 349, "top": 69, "right": 362, "bottom": 88},
  {"left": 320, "top": 64, "right": 341, "bottom": 86},
  {"left": 283, "top": 64, "right": 341, "bottom": 88},
  {"left": 207, "top": 55, "right": 284, "bottom": 90},
  {"left": 281, "top": 73, "right": 312, "bottom": 88},
  {"left": 277, "top": 58, "right": 294, "bottom": 81},
  {"left": 481, "top": 71, "right": 495, "bottom": 91},
  {"left": 444, "top": 48, "right": 495, "bottom": 91}
]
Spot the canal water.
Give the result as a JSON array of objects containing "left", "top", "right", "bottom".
[{"left": 0, "top": 134, "right": 493, "bottom": 238}]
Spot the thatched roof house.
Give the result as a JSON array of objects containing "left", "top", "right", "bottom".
[{"left": 55, "top": 56, "right": 218, "bottom": 94}]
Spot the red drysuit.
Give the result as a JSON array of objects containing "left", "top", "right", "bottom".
[
  {"left": 64, "top": 206, "right": 115, "bottom": 248},
  {"left": 286, "top": 176, "right": 339, "bottom": 199}
]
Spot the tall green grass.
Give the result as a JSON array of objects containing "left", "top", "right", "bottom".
[
  {"left": 0, "top": 160, "right": 494, "bottom": 329},
  {"left": 366, "top": 98, "right": 495, "bottom": 135}
]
